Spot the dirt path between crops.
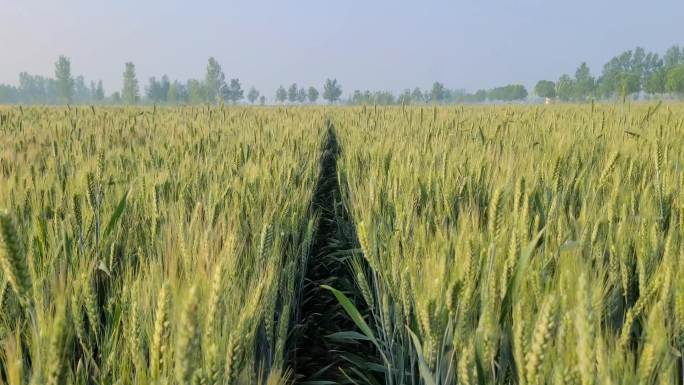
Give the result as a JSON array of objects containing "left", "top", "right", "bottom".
[{"left": 287, "top": 122, "right": 377, "bottom": 384}]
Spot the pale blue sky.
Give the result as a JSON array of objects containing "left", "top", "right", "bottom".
[{"left": 1, "top": 0, "right": 682, "bottom": 97}]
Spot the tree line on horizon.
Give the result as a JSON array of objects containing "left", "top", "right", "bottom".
[
  {"left": 0, "top": 56, "right": 344, "bottom": 106},
  {"left": 1, "top": 44, "right": 684, "bottom": 106},
  {"left": 534, "top": 45, "right": 684, "bottom": 102}
]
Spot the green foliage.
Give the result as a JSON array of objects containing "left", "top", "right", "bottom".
[
  {"left": 556, "top": 74, "right": 575, "bottom": 101},
  {"left": 146, "top": 75, "right": 170, "bottom": 104},
  {"left": 223, "top": 78, "right": 244, "bottom": 104},
  {"left": 122, "top": 62, "right": 140, "bottom": 105},
  {"left": 287, "top": 83, "right": 299, "bottom": 103},
  {"left": 487, "top": 84, "right": 528, "bottom": 101},
  {"left": 54, "top": 55, "right": 74, "bottom": 104},
  {"left": 0, "top": 105, "right": 324, "bottom": 384},
  {"left": 307, "top": 86, "right": 319, "bottom": 103},
  {"left": 666, "top": 64, "right": 684, "bottom": 94},
  {"left": 574, "top": 62, "right": 595, "bottom": 100},
  {"left": 322, "top": 78, "right": 342, "bottom": 104},
  {"left": 247, "top": 87, "right": 260, "bottom": 104},
  {"left": 430, "top": 82, "right": 447, "bottom": 103},
  {"left": 1, "top": 102, "right": 684, "bottom": 385},
  {"left": 331, "top": 103, "right": 684, "bottom": 385},
  {"left": 275, "top": 85, "right": 287, "bottom": 104},
  {"left": 204, "top": 57, "right": 226, "bottom": 104},
  {"left": 350, "top": 89, "right": 396, "bottom": 105},
  {"left": 534, "top": 80, "right": 556, "bottom": 99}
]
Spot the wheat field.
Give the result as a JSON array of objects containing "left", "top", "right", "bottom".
[{"left": 0, "top": 103, "right": 683, "bottom": 384}]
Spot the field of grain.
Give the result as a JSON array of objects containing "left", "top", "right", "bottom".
[{"left": 0, "top": 104, "right": 683, "bottom": 385}]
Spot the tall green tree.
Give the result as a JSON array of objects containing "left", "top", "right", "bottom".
[
  {"left": 574, "top": 62, "right": 595, "bottom": 100},
  {"left": 223, "top": 78, "right": 244, "bottom": 104},
  {"left": 188, "top": 79, "right": 204, "bottom": 104},
  {"left": 666, "top": 64, "right": 684, "bottom": 95},
  {"left": 644, "top": 69, "right": 667, "bottom": 94},
  {"left": 247, "top": 87, "right": 260, "bottom": 104},
  {"left": 74, "top": 75, "right": 89, "bottom": 103},
  {"left": 159, "top": 75, "right": 170, "bottom": 102},
  {"left": 167, "top": 82, "right": 178, "bottom": 104},
  {"left": 556, "top": 74, "right": 575, "bottom": 101},
  {"left": 534, "top": 80, "right": 556, "bottom": 99},
  {"left": 411, "top": 88, "right": 425, "bottom": 103},
  {"left": 287, "top": 83, "right": 299, "bottom": 103},
  {"left": 297, "top": 88, "right": 307, "bottom": 103},
  {"left": 307, "top": 87, "right": 319, "bottom": 103},
  {"left": 322, "top": 78, "right": 342, "bottom": 104},
  {"left": 430, "top": 82, "right": 446, "bottom": 103},
  {"left": 95, "top": 80, "right": 105, "bottom": 102},
  {"left": 617, "top": 73, "right": 640, "bottom": 99},
  {"left": 122, "top": 62, "right": 139, "bottom": 105},
  {"left": 487, "top": 84, "right": 527, "bottom": 101},
  {"left": 398, "top": 89, "right": 412, "bottom": 104},
  {"left": 54, "top": 55, "right": 74, "bottom": 104},
  {"left": 275, "top": 86, "right": 287, "bottom": 104},
  {"left": 146, "top": 77, "right": 163, "bottom": 103},
  {"left": 145, "top": 75, "right": 171, "bottom": 104},
  {"left": 472, "top": 89, "right": 487, "bottom": 102},
  {"left": 204, "top": 57, "right": 226, "bottom": 104},
  {"left": 663, "top": 45, "right": 683, "bottom": 68}
]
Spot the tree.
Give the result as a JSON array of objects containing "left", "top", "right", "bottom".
[
  {"left": 574, "top": 62, "right": 595, "bottom": 100},
  {"left": 122, "top": 62, "right": 140, "bottom": 105},
  {"left": 169, "top": 80, "right": 188, "bottom": 104},
  {"left": 644, "top": 69, "right": 667, "bottom": 94},
  {"left": 0, "top": 84, "right": 18, "bottom": 104},
  {"left": 297, "top": 88, "right": 307, "bottom": 103},
  {"left": 617, "top": 73, "right": 641, "bottom": 99},
  {"left": 74, "top": 75, "right": 89, "bottom": 103},
  {"left": 94, "top": 80, "right": 105, "bottom": 102},
  {"left": 322, "top": 78, "right": 342, "bottom": 104},
  {"left": 54, "top": 55, "right": 74, "bottom": 104},
  {"left": 259, "top": 95, "right": 266, "bottom": 105},
  {"left": 472, "top": 89, "right": 487, "bottom": 103},
  {"left": 534, "top": 80, "right": 556, "bottom": 99},
  {"left": 430, "top": 82, "right": 446, "bottom": 103},
  {"left": 597, "top": 47, "right": 660, "bottom": 98},
  {"left": 167, "top": 82, "right": 178, "bottom": 104},
  {"left": 556, "top": 74, "right": 575, "bottom": 101},
  {"left": 223, "top": 78, "right": 244, "bottom": 104},
  {"left": 111, "top": 92, "right": 121, "bottom": 104},
  {"left": 146, "top": 77, "right": 163, "bottom": 103},
  {"left": 398, "top": 89, "right": 412, "bottom": 104},
  {"left": 247, "top": 87, "right": 260, "bottom": 104},
  {"left": 204, "top": 57, "right": 226, "bottom": 104},
  {"left": 599, "top": 50, "right": 635, "bottom": 97},
  {"left": 90, "top": 81, "right": 97, "bottom": 101},
  {"left": 307, "top": 87, "right": 319, "bottom": 103},
  {"left": 663, "top": 45, "right": 683, "bottom": 68},
  {"left": 411, "top": 88, "right": 425, "bottom": 103},
  {"left": 351, "top": 90, "right": 364, "bottom": 105},
  {"left": 666, "top": 64, "right": 684, "bottom": 95},
  {"left": 487, "top": 84, "right": 527, "bottom": 101},
  {"left": 275, "top": 86, "right": 287, "bottom": 104},
  {"left": 18, "top": 72, "right": 45, "bottom": 103},
  {"left": 287, "top": 83, "right": 299, "bottom": 103},
  {"left": 188, "top": 79, "right": 204, "bottom": 104},
  {"left": 159, "top": 75, "right": 170, "bottom": 103}
]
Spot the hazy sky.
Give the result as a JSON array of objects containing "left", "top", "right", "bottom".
[{"left": 1, "top": 0, "right": 682, "bottom": 97}]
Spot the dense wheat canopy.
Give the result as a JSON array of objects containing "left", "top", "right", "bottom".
[
  {"left": 0, "top": 103, "right": 683, "bottom": 385},
  {"left": 330, "top": 103, "right": 684, "bottom": 385},
  {"left": 0, "top": 106, "right": 324, "bottom": 384}
]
